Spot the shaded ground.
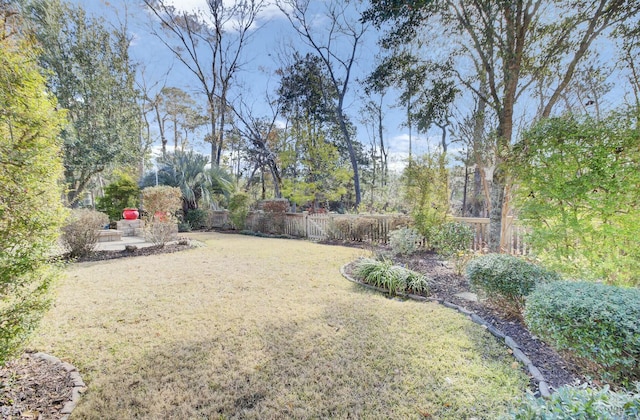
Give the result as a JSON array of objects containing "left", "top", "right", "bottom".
[{"left": 3, "top": 233, "right": 529, "bottom": 419}]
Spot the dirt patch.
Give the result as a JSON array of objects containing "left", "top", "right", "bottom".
[{"left": 346, "top": 251, "right": 581, "bottom": 390}]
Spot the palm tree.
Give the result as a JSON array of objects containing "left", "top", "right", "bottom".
[{"left": 142, "top": 150, "right": 233, "bottom": 215}]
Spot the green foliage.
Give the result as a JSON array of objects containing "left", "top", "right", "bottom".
[
  {"left": 24, "top": 0, "right": 143, "bottom": 205},
  {"left": 354, "top": 258, "right": 430, "bottom": 296},
  {"left": 280, "top": 121, "right": 351, "bottom": 207},
  {"left": 388, "top": 227, "right": 424, "bottom": 256},
  {"left": 96, "top": 174, "right": 140, "bottom": 221},
  {"left": 466, "top": 254, "right": 560, "bottom": 315},
  {"left": 402, "top": 153, "right": 450, "bottom": 239},
  {"left": 184, "top": 208, "right": 208, "bottom": 230},
  {"left": 509, "top": 384, "right": 640, "bottom": 419},
  {"left": 0, "top": 9, "right": 67, "bottom": 364},
  {"left": 60, "top": 209, "right": 109, "bottom": 258},
  {"left": 142, "top": 151, "right": 233, "bottom": 213},
  {"left": 513, "top": 111, "right": 640, "bottom": 286},
  {"left": 432, "top": 222, "right": 474, "bottom": 258},
  {"left": 228, "top": 193, "right": 250, "bottom": 230},
  {"left": 525, "top": 281, "right": 640, "bottom": 385}
]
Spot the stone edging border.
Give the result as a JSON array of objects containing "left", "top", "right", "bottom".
[
  {"left": 28, "top": 352, "right": 86, "bottom": 419},
  {"left": 340, "top": 263, "right": 552, "bottom": 398}
]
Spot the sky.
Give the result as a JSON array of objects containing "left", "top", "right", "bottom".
[{"left": 71, "top": 0, "right": 438, "bottom": 171}]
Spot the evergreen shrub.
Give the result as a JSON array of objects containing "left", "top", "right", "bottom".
[
  {"left": 466, "top": 254, "right": 559, "bottom": 315},
  {"left": 185, "top": 208, "right": 208, "bottom": 230},
  {"left": 228, "top": 193, "right": 250, "bottom": 230},
  {"left": 96, "top": 174, "right": 139, "bottom": 221},
  {"left": 510, "top": 384, "right": 640, "bottom": 419},
  {"left": 525, "top": 281, "right": 640, "bottom": 385},
  {"left": 432, "top": 221, "right": 474, "bottom": 257},
  {"left": 388, "top": 227, "right": 424, "bottom": 256}
]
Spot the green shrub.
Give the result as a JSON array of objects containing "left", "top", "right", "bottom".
[
  {"left": 0, "top": 22, "right": 67, "bottom": 364},
  {"left": 388, "top": 227, "right": 424, "bottom": 256},
  {"left": 96, "top": 174, "right": 140, "bottom": 221},
  {"left": 513, "top": 112, "right": 640, "bottom": 286},
  {"left": 184, "top": 208, "right": 208, "bottom": 230},
  {"left": 61, "top": 209, "right": 109, "bottom": 258},
  {"left": 466, "top": 254, "right": 560, "bottom": 315},
  {"left": 353, "top": 258, "right": 430, "bottom": 296},
  {"left": 432, "top": 222, "right": 474, "bottom": 258},
  {"left": 402, "top": 153, "right": 450, "bottom": 238},
  {"left": 509, "top": 383, "right": 640, "bottom": 419},
  {"left": 525, "top": 281, "right": 640, "bottom": 385},
  {"left": 177, "top": 221, "right": 192, "bottom": 232},
  {"left": 228, "top": 193, "right": 250, "bottom": 230}
]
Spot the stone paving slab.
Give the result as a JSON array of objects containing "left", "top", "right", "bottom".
[{"left": 94, "top": 236, "right": 156, "bottom": 251}]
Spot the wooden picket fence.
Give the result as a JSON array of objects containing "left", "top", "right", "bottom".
[{"left": 205, "top": 210, "right": 529, "bottom": 255}]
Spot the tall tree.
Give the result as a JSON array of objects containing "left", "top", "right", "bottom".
[
  {"left": 364, "top": 0, "right": 640, "bottom": 251},
  {"left": 278, "top": 0, "right": 368, "bottom": 209},
  {"left": 22, "top": 0, "right": 141, "bottom": 206},
  {"left": 0, "top": 1, "right": 66, "bottom": 363},
  {"left": 144, "top": 0, "right": 264, "bottom": 165}
]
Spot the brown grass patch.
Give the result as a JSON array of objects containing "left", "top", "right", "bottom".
[{"left": 30, "top": 232, "right": 528, "bottom": 419}]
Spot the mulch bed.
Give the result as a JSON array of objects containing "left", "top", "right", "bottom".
[{"left": 0, "top": 355, "right": 72, "bottom": 419}]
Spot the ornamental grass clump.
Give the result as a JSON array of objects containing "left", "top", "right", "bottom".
[
  {"left": 466, "top": 254, "right": 560, "bottom": 317},
  {"left": 525, "top": 281, "right": 640, "bottom": 386},
  {"left": 354, "top": 258, "right": 430, "bottom": 296}
]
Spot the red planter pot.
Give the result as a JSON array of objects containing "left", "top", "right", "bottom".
[{"left": 122, "top": 208, "right": 139, "bottom": 220}]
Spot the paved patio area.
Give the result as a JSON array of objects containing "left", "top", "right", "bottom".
[{"left": 95, "top": 235, "right": 156, "bottom": 251}]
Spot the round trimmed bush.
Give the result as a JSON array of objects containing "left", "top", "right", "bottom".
[
  {"left": 466, "top": 254, "right": 560, "bottom": 314},
  {"left": 525, "top": 281, "right": 640, "bottom": 385}
]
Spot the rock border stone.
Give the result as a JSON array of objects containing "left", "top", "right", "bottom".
[
  {"left": 340, "top": 263, "right": 552, "bottom": 399},
  {"left": 29, "top": 352, "right": 86, "bottom": 419}
]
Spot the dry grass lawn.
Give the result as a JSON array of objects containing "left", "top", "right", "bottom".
[{"left": 30, "top": 232, "right": 528, "bottom": 419}]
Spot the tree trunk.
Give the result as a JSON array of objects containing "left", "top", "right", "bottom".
[{"left": 488, "top": 166, "right": 505, "bottom": 252}]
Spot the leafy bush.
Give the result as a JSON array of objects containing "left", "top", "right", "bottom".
[
  {"left": 142, "top": 186, "right": 182, "bottom": 220},
  {"left": 184, "top": 208, "right": 208, "bottom": 230},
  {"left": 466, "top": 254, "right": 560, "bottom": 316},
  {"left": 61, "top": 209, "right": 109, "bottom": 258},
  {"left": 0, "top": 21, "right": 67, "bottom": 364},
  {"left": 389, "top": 227, "right": 424, "bottom": 256},
  {"left": 96, "top": 174, "right": 140, "bottom": 221},
  {"left": 513, "top": 112, "right": 640, "bottom": 286},
  {"left": 432, "top": 222, "right": 474, "bottom": 258},
  {"left": 353, "top": 258, "right": 430, "bottom": 296},
  {"left": 509, "top": 383, "right": 640, "bottom": 419},
  {"left": 525, "top": 281, "right": 640, "bottom": 385},
  {"left": 177, "top": 221, "right": 192, "bottom": 232},
  {"left": 228, "top": 193, "right": 250, "bottom": 230},
  {"left": 402, "top": 153, "right": 450, "bottom": 238}
]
